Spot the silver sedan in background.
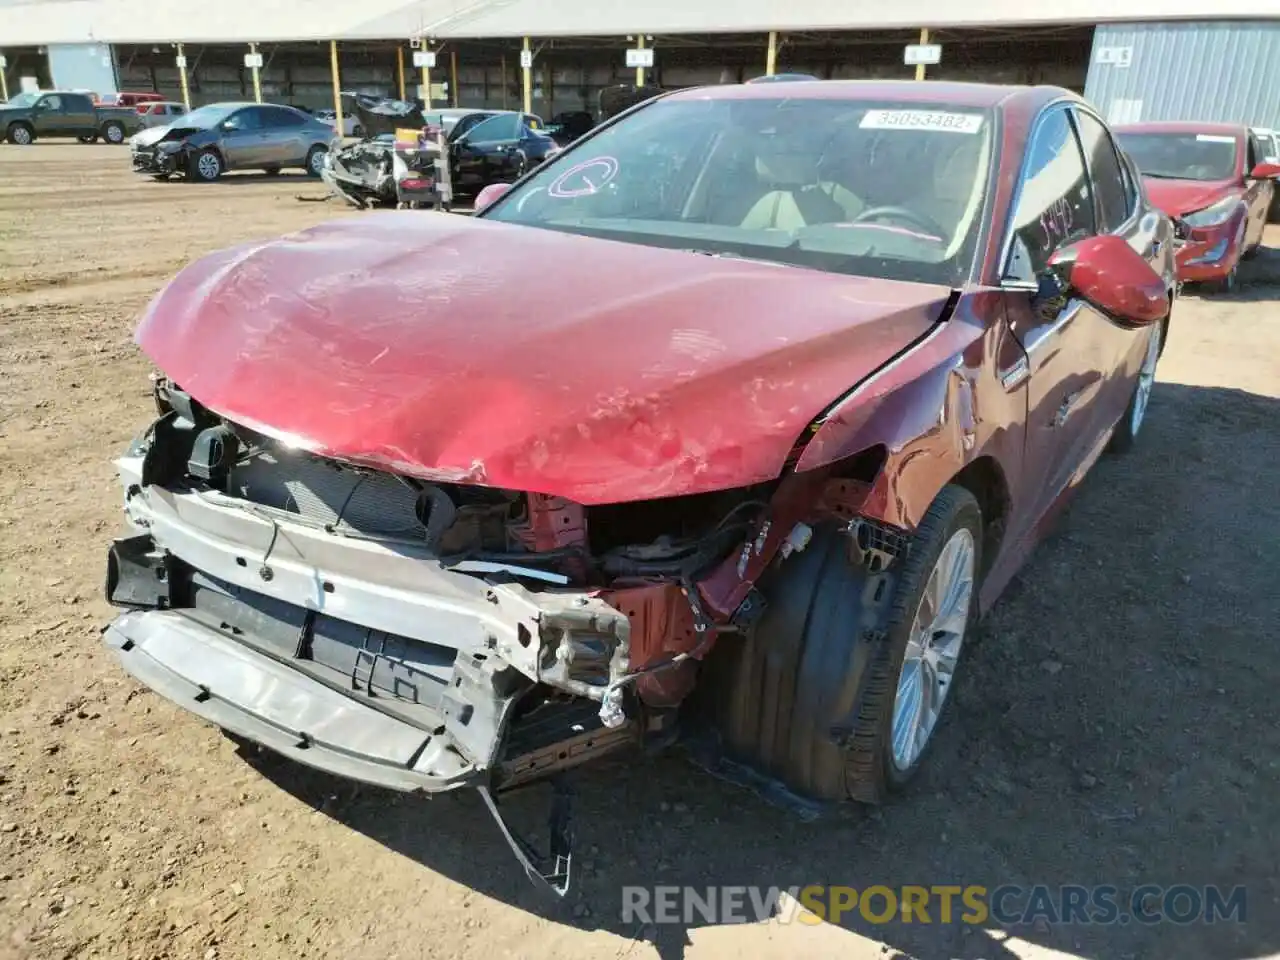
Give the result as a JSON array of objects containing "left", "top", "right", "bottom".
[{"left": 129, "top": 102, "right": 340, "bottom": 181}]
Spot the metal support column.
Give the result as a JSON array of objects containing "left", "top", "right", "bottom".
[
  {"left": 176, "top": 43, "right": 190, "bottom": 108},
  {"left": 521, "top": 37, "right": 532, "bottom": 114},
  {"left": 0, "top": 54, "right": 7, "bottom": 102},
  {"left": 330, "top": 41, "right": 343, "bottom": 137},
  {"left": 450, "top": 48, "right": 458, "bottom": 106},
  {"left": 915, "top": 28, "right": 929, "bottom": 81},
  {"left": 397, "top": 46, "right": 406, "bottom": 100},
  {"left": 421, "top": 48, "right": 431, "bottom": 111},
  {"left": 766, "top": 31, "right": 777, "bottom": 76},
  {"left": 635, "top": 35, "right": 645, "bottom": 87},
  {"left": 249, "top": 42, "right": 262, "bottom": 102}
]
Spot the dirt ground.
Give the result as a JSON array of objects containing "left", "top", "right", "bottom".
[{"left": 1, "top": 143, "right": 1278, "bottom": 960}]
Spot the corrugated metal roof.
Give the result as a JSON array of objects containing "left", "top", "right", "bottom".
[
  {"left": 0, "top": 0, "right": 1277, "bottom": 44},
  {"left": 1084, "top": 22, "right": 1280, "bottom": 129},
  {"left": 0, "top": 0, "right": 483, "bottom": 44},
  {"left": 427, "top": 0, "right": 1280, "bottom": 38}
]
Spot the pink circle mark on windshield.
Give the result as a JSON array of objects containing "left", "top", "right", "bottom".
[{"left": 548, "top": 156, "right": 619, "bottom": 198}]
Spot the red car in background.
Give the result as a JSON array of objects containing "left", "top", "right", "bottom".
[
  {"left": 1115, "top": 122, "right": 1280, "bottom": 293},
  {"left": 98, "top": 91, "right": 165, "bottom": 111},
  {"left": 105, "top": 81, "right": 1177, "bottom": 894}
]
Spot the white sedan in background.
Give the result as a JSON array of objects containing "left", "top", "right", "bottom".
[{"left": 314, "top": 108, "right": 365, "bottom": 139}]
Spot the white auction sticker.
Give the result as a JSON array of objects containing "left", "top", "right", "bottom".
[
  {"left": 1196, "top": 134, "right": 1236, "bottom": 143},
  {"left": 860, "top": 109, "right": 984, "bottom": 134}
]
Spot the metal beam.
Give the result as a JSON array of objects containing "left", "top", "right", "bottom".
[
  {"left": 330, "top": 40, "right": 343, "bottom": 137},
  {"left": 766, "top": 30, "right": 777, "bottom": 75},
  {"left": 915, "top": 27, "right": 929, "bottom": 80},
  {"left": 521, "top": 36, "right": 531, "bottom": 114},
  {"left": 249, "top": 41, "right": 262, "bottom": 102},
  {"left": 397, "top": 46, "right": 405, "bottom": 100}
]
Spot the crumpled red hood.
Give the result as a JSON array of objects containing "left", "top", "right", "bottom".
[
  {"left": 136, "top": 214, "right": 952, "bottom": 503},
  {"left": 1142, "top": 177, "right": 1238, "bottom": 218}
]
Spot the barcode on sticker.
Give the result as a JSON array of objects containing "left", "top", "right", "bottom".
[
  {"left": 860, "top": 110, "right": 983, "bottom": 134},
  {"left": 1196, "top": 134, "right": 1235, "bottom": 143}
]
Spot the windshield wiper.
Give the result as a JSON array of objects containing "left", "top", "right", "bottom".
[{"left": 1138, "top": 171, "right": 1189, "bottom": 179}]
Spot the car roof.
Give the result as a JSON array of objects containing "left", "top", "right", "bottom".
[
  {"left": 1114, "top": 120, "right": 1246, "bottom": 137},
  {"left": 662, "top": 79, "right": 1074, "bottom": 113}
]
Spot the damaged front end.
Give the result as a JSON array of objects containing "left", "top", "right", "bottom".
[{"left": 107, "top": 379, "right": 847, "bottom": 893}]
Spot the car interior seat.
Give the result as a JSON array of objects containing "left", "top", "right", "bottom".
[{"left": 740, "top": 148, "right": 847, "bottom": 229}]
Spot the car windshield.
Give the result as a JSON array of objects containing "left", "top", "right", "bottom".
[
  {"left": 483, "top": 97, "right": 994, "bottom": 286},
  {"left": 7, "top": 92, "right": 41, "bottom": 108},
  {"left": 179, "top": 104, "right": 239, "bottom": 129},
  {"left": 1116, "top": 131, "right": 1240, "bottom": 181}
]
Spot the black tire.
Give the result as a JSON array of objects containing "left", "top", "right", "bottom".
[
  {"left": 77, "top": 133, "right": 98, "bottom": 144},
  {"left": 101, "top": 121, "right": 126, "bottom": 145},
  {"left": 706, "top": 485, "right": 982, "bottom": 804},
  {"left": 304, "top": 144, "right": 327, "bottom": 178},
  {"left": 6, "top": 122, "right": 34, "bottom": 145},
  {"left": 263, "top": 166, "right": 282, "bottom": 177},
  {"left": 186, "top": 147, "right": 223, "bottom": 182},
  {"left": 1109, "top": 323, "right": 1163, "bottom": 454}
]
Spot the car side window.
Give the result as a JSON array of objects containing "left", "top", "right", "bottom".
[
  {"left": 1073, "top": 110, "right": 1131, "bottom": 232},
  {"left": 1004, "top": 107, "right": 1095, "bottom": 282},
  {"left": 224, "top": 108, "right": 263, "bottom": 132},
  {"left": 264, "top": 106, "right": 305, "bottom": 129},
  {"left": 465, "top": 113, "right": 520, "bottom": 144},
  {"left": 42, "top": 95, "right": 62, "bottom": 111}
]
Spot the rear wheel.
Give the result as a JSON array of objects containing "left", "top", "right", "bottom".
[
  {"left": 305, "top": 144, "right": 328, "bottom": 177},
  {"left": 7, "top": 122, "right": 33, "bottom": 145},
  {"left": 101, "top": 121, "right": 126, "bottom": 144},
  {"left": 706, "top": 485, "right": 982, "bottom": 803},
  {"left": 1109, "top": 323, "right": 1163, "bottom": 454}
]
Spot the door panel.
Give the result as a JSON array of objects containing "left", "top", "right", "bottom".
[
  {"left": 1001, "top": 106, "right": 1110, "bottom": 537},
  {"left": 219, "top": 108, "right": 268, "bottom": 166}
]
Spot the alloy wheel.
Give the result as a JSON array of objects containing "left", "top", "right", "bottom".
[
  {"left": 196, "top": 153, "right": 221, "bottom": 180},
  {"left": 1130, "top": 327, "right": 1161, "bottom": 436},
  {"left": 890, "top": 527, "right": 975, "bottom": 771},
  {"left": 12, "top": 126, "right": 31, "bottom": 145}
]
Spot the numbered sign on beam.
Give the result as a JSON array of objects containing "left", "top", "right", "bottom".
[
  {"left": 412, "top": 50, "right": 436, "bottom": 69},
  {"left": 175, "top": 54, "right": 187, "bottom": 68},
  {"left": 519, "top": 50, "right": 533, "bottom": 69},
  {"left": 244, "top": 52, "right": 264, "bottom": 69},
  {"left": 625, "top": 48, "right": 655, "bottom": 69},
  {"left": 903, "top": 44, "right": 941, "bottom": 66}
]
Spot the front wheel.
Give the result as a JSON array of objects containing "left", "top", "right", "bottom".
[
  {"left": 706, "top": 485, "right": 982, "bottom": 804},
  {"left": 186, "top": 148, "right": 223, "bottom": 182},
  {"left": 101, "top": 121, "right": 126, "bottom": 144},
  {"left": 7, "top": 122, "right": 34, "bottom": 145}
]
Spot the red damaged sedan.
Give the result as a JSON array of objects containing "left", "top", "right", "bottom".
[
  {"left": 1115, "top": 121, "right": 1280, "bottom": 293},
  {"left": 106, "top": 81, "right": 1176, "bottom": 894}
]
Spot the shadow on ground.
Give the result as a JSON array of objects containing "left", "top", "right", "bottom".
[{"left": 241, "top": 379, "right": 1280, "bottom": 960}]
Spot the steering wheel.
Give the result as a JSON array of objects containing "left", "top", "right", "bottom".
[{"left": 850, "top": 205, "right": 946, "bottom": 239}]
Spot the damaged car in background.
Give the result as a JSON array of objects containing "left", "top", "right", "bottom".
[
  {"left": 130, "top": 101, "right": 337, "bottom": 181},
  {"left": 106, "top": 80, "right": 1176, "bottom": 896}
]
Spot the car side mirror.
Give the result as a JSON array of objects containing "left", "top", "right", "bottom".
[
  {"left": 1046, "top": 235, "right": 1168, "bottom": 325},
  {"left": 474, "top": 182, "right": 512, "bottom": 213},
  {"left": 1248, "top": 161, "right": 1280, "bottom": 180}
]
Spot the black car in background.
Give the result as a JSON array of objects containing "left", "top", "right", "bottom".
[
  {"left": 448, "top": 111, "right": 560, "bottom": 197},
  {"left": 545, "top": 110, "right": 595, "bottom": 145}
]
